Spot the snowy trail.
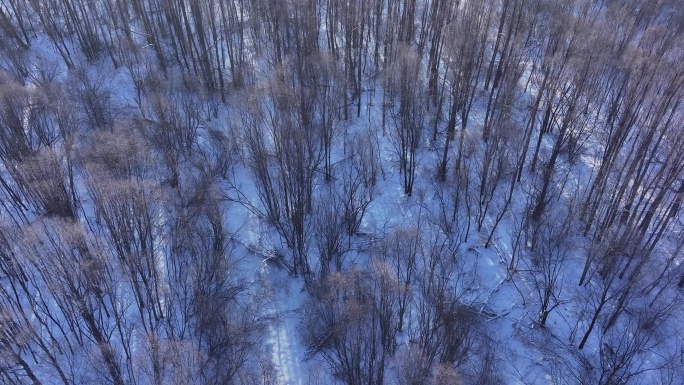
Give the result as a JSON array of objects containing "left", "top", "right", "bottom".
[
  {"left": 261, "top": 262, "right": 306, "bottom": 385},
  {"left": 232, "top": 181, "right": 307, "bottom": 385},
  {"left": 269, "top": 308, "right": 305, "bottom": 385}
]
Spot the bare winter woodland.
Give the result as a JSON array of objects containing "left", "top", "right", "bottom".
[{"left": 0, "top": 0, "right": 684, "bottom": 384}]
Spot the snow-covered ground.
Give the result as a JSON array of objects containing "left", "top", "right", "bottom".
[{"left": 3, "top": 11, "right": 683, "bottom": 383}]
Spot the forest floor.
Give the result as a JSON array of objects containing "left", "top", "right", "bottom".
[
  {"left": 223, "top": 85, "right": 566, "bottom": 384},
  {"left": 11, "top": 28, "right": 680, "bottom": 385}
]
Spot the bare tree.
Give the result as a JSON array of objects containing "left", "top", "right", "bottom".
[
  {"left": 387, "top": 44, "right": 425, "bottom": 196},
  {"left": 522, "top": 203, "right": 575, "bottom": 327},
  {"left": 313, "top": 186, "right": 347, "bottom": 277},
  {"left": 18, "top": 219, "right": 126, "bottom": 385},
  {"left": 409, "top": 231, "right": 480, "bottom": 368},
  {"left": 377, "top": 227, "right": 421, "bottom": 332},
  {"left": 67, "top": 68, "right": 115, "bottom": 130},
  {"left": 243, "top": 68, "right": 324, "bottom": 276},
  {"left": 303, "top": 266, "right": 400, "bottom": 385}
]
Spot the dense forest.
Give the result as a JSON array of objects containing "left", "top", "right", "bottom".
[{"left": 0, "top": 0, "right": 683, "bottom": 384}]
